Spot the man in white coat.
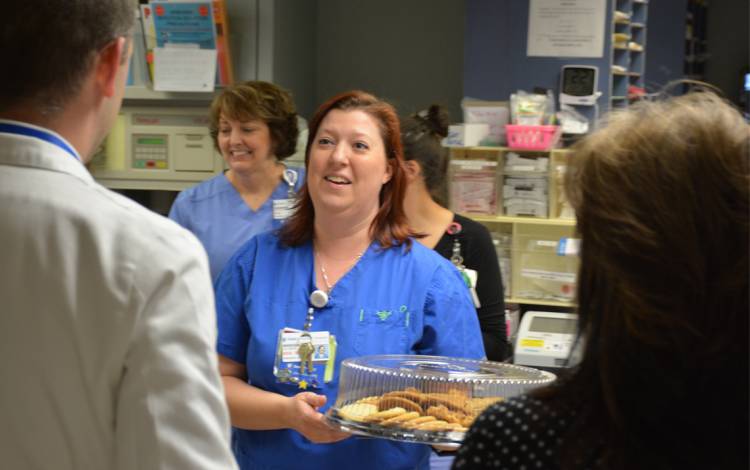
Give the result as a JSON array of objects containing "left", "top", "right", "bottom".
[{"left": 0, "top": 1, "right": 238, "bottom": 469}]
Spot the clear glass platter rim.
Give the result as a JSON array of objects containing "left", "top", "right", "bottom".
[{"left": 325, "top": 409, "right": 464, "bottom": 448}]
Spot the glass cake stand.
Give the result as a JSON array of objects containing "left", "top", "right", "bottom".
[{"left": 326, "top": 355, "right": 556, "bottom": 447}]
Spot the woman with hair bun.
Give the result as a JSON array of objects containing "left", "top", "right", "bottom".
[{"left": 401, "top": 104, "right": 510, "bottom": 362}]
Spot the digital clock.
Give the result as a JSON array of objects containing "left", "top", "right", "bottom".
[{"left": 560, "top": 65, "right": 600, "bottom": 106}]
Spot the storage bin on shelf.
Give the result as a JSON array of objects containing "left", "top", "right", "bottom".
[
  {"left": 448, "top": 159, "right": 500, "bottom": 216},
  {"left": 512, "top": 224, "right": 578, "bottom": 302},
  {"left": 491, "top": 232, "right": 513, "bottom": 298},
  {"left": 503, "top": 151, "right": 549, "bottom": 218},
  {"left": 505, "top": 125, "right": 561, "bottom": 151}
]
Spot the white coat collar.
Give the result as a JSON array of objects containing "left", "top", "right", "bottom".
[{"left": 0, "top": 119, "right": 93, "bottom": 184}]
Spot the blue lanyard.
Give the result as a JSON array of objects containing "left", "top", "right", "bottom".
[{"left": 0, "top": 122, "right": 80, "bottom": 161}]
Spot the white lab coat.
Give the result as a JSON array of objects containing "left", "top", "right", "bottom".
[{"left": 0, "top": 120, "right": 238, "bottom": 470}]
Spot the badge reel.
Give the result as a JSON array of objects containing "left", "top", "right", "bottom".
[
  {"left": 272, "top": 168, "right": 298, "bottom": 221},
  {"left": 447, "top": 223, "right": 481, "bottom": 308},
  {"left": 273, "top": 289, "right": 337, "bottom": 390}
]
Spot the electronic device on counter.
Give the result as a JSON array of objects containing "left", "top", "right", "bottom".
[
  {"left": 89, "top": 107, "right": 224, "bottom": 191},
  {"left": 559, "top": 65, "right": 600, "bottom": 106},
  {"left": 514, "top": 311, "right": 578, "bottom": 368}
]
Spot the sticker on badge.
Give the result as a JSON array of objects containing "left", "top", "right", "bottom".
[
  {"left": 280, "top": 330, "right": 331, "bottom": 362},
  {"left": 272, "top": 198, "right": 295, "bottom": 220},
  {"left": 273, "top": 328, "right": 336, "bottom": 390}
]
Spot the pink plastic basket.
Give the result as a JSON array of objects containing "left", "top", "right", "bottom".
[{"left": 505, "top": 125, "right": 561, "bottom": 151}]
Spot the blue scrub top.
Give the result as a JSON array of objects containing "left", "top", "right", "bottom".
[
  {"left": 215, "top": 231, "right": 486, "bottom": 470},
  {"left": 168, "top": 167, "right": 304, "bottom": 281}
]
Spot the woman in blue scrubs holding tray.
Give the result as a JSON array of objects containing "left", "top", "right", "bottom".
[
  {"left": 215, "top": 91, "right": 486, "bottom": 470},
  {"left": 169, "top": 81, "right": 305, "bottom": 281}
]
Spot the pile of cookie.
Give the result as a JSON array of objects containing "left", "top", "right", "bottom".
[{"left": 336, "top": 387, "right": 504, "bottom": 433}]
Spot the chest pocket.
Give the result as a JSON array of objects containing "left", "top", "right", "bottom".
[{"left": 353, "top": 306, "right": 411, "bottom": 356}]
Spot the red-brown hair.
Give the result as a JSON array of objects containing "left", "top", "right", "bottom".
[{"left": 279, "top": 90, "right": 413, "bottom": 249}]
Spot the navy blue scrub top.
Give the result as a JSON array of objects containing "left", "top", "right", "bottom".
[{"left": 215, "top": 231, "right": 486, "bottom": 470}]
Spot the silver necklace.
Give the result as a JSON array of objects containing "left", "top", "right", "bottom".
[
  {"left": 316, "top": 250, "right": 364, "bottom": 294},
  {"left": 304, "top": 249, "right": 364, "bottom": 331}
]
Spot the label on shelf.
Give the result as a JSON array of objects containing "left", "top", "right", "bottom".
[
  {"left": 557, "top": 237, "right": 581, "bottom": 256},
  {"left": 521, "top": 269, "right": 576, "bottom": 284},
  {"left": 451, "top": 160, "right": 498, "bottom": 170}
]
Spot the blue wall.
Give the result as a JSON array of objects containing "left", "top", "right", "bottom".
[
  {"left": 464, "top": 0, "right": 613, "bottom": 105},
  {"left": 645, "top": 0, "right": 688, "bottom": 92}
]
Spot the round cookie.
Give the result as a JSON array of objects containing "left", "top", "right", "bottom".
[{"left": 338, "top": 403, "right": 378, "bottom": 422}]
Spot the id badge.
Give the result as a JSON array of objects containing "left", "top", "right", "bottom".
[
  {"left": 273, "top": 328, "right": 337, "bottom": 389},
  {"left": 272, "top": 198, "right": 295, "bottom": 220}
]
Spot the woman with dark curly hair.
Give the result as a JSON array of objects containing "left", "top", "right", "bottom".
[{"left": 169, "top": 81, "right": 304, "bottom": 281}]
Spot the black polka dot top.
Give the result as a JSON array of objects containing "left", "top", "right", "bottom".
[{"left": 452, "top": 395, "right": 594, "bottom": 470}]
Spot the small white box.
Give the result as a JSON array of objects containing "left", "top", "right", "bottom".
[
  {"left": 462, "top": 100, "right": 510, "bottom": 145},
  {"left": 444, "top": 123, "right": 490, "bottom": 147}
]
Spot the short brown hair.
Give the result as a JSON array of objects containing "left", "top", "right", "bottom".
[
  {"left": 280, "top": 90, "right": 413, "bottom": 249},
  {"left": 540, "top": 92, "right": 749, "bottom": 469},
  {"left": 0, "top": 0, "right": 136, "bottom": 113},
  {"left": 209, "top": 81, "right": 299, "bottom": 159}
]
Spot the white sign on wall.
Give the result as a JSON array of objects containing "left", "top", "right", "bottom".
[{"left": 527, "top": 0, "right": 606, "bottom": 58}]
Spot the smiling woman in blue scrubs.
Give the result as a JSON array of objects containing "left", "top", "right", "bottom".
[
  {"left": 215, "top": 91, "right": 486, "bottom": 470},
  {"left": 169, "top": 81, "right": 305, "bottom": 281}
]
